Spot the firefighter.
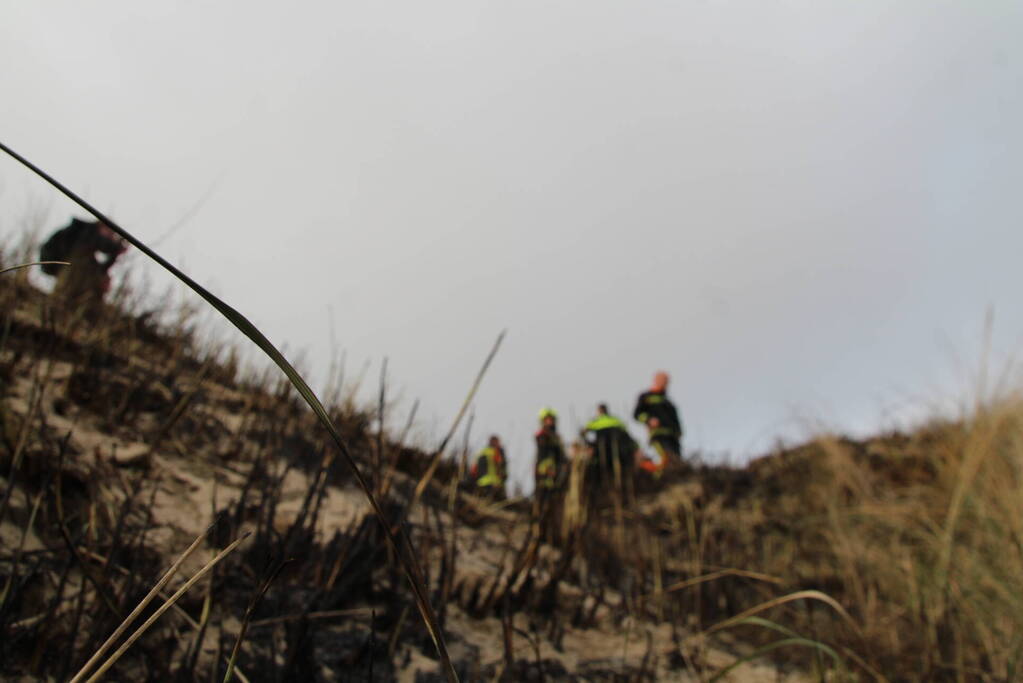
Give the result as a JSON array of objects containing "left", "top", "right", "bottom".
[
  {"left": 583, "top": 403, "right": 638, "bottom": 496},
  {"left": 39, "top": 217, "right": 127, "bottom": 310},
  {"left": 535, "top": 407, "right": 565, "bottom": 492},
  {"left": 471, "top": 434, "right": 507, "bottom": 500},
  {"left": 633, "top": 371, "right": 684, "bottom": 467},
  {"left": 534, "top": 407, "right": 566, "bottom": 542}
]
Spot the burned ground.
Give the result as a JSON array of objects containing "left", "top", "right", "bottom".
[{"left": 2, "top": 263, "right": 1019, "bottom": 681}]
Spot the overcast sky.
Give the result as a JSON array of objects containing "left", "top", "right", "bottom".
[{"left": 2, "top": 1, "right": 1021, "bottom": 490}]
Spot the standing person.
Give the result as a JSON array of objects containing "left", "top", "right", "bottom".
[
  {"left": 534, "top": 407, "right": 565, "bottom": 492},
  {"left": 470, "top": 435, "right": 507, "bottom": 500},
  {"left": 633, "top": 371, "right": 684, "bottom": 466},
  {"left": 583, "top": 403, "right": 638, "bottom": 497},
  {"left": 39, "top": 217, "right": 127, "bottom": 310},
  {"left": 535, "top": 407, "right": 566, "bottom": 542}
]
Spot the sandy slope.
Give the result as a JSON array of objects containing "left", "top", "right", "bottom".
[{"left": 0, "top": 285, "right": 807, "bottom": 681}]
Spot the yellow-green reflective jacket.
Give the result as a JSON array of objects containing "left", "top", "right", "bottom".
[
  {"left": 473, "top": 446, "right": 505, "bottom": 488},
  {"left": 585, "top": 414, "right": 627, "bottom": 432},
  {"left": 536, "top": 457, "right": 558, "bottom": 488}
]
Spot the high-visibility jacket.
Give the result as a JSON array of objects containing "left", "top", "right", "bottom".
[
  {"left": 472, "top": 446, "right": 506, "bottom": 489},
  {"left": 585, "top": 414, "right": 627, "bottom": 432}
]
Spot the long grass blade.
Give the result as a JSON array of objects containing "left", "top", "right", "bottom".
[
  {"left": 707, "top": 637, "right": 846, "bottom": 682},
  {"left": 705, "top": 589, "right": 859, "bottom": 636},
  {"left": 660, "top": 568, "right": 783, "bottom": 595},
  {"left": 0, "top": 260, "right": 69, "bottom": 274},
  {"left": 732, "top": 613, "right": 882, "bottom": 682}
]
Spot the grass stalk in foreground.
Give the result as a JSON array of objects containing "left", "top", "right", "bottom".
[
  {"left": 704, "top": 589, "right": 858, "bottom": 636},
  {"left": 704, "top": 591, "right": 880, "bottom": 681},
  {"left": 0, "top": 139, "right": 459, "bottom": 682},
  {"left": 83, "top": 533, "right": 250, "bottom": 683},
  {"left": 0, "top": 260, "right": 68, "bottom": 274},
  {"left": 69, "top": 522, "right": 218, "bottom": 683}
]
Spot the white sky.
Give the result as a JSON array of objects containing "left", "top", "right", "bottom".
[{"left": 2, "top": 1, "right": 1021, "bottom": 491}]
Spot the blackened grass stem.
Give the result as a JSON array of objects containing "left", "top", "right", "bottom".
[
  {"left": 54, "top": 436, "right": 122, "bottom": 620},
  {"left": 0, "top": 139, "right": 458, "bottom": 682},
  {"left": 376, "top": 356, "right": 387, "bottom": 495},
  {"left": 379, "top": 398, "right": 419, "bottom": 499},
  {"left": 438, "top": 330, "right": 505, "bottom": 456},
  {"left": 222, "top": 559, "right": 291, "bottom": 683},
  {"left": 409, "top": 330, "right": 506, "bottom": 514}
]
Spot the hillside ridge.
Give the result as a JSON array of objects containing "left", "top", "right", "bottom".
[{"left": 3, "top": 266, "right": 1018, "bottom": 681}]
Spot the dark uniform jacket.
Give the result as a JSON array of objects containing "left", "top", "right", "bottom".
[
  {"left": 584, "top": 415, "right": 637, "bottom": 471},
  {"left": 40, "top": 219, "right": 123, "bottom": 275},
  {"left": 633, "top": 390, "right": 682, "bottom": 437}
]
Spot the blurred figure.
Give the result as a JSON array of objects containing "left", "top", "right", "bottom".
[
  {"left": 534, "top": 407, "right": 565, "bottom": 492},
  {"left": 470, "top": 434, "right": 507, "bottom": 500},
  {"left": 583, "top": 403, "right": 638, "bottom": 498},
  {"left": 40, "top": 217, "right": 127, "bottom": 310},
  {"left": 633, "top": 371, "right": 684, "bottom": 467},
  {"left": 535, "top": 407, "right": 566, "bottom": 542}
]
